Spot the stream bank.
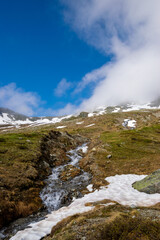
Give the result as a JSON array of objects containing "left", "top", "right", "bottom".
[{"left": 1, "top": 132, "right": 91, "bottom": 239}]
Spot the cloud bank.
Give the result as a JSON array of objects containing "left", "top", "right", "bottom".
[
  {"left": 54, "top": 78, "right": 72, "bottom": 97},
  {"left": 0, "top": 83, "right": 41, "bottom": 116},
  {"left": 61, "top": 0, "right": 160, "bottom": 113}
]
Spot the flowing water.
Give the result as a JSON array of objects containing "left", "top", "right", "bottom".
[
  {"left": 40, "top": 143, "right": 90, "bottom": 211},
  {"left": 1, "top": 144, "right": 91, "bottom": 239}
]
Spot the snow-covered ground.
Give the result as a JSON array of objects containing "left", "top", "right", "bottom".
[
  {"left": 56, "top": 126, "right": 66, "bottom": 129},
  {"left": 88, "top": 106, "right": 106, "bottom": 117},
  {"left": 0, "top": 113, "right": 72, "bottom": 128},
  {"left": 85, "top": 123, "right": 95, "bottom": 128},
  {"left": 0, "top": 103, "right": 160, "bottom": 129},
  {"left": 87, "top": 103, "right": 160, "bottom": 118},
  {"left": 122, "top": 119, "right": 137, "bottom": 129},
  {"left": 10, "top": 174, "right": 160, "bottom": 240},
  {"left": 76, "top": 121, "right": 84, "bottom": 125},
  {"left": 123, "top": 103, "right": 160, "bottom": 112},
  {"left": 87, "top": 184, "right": 93, "bottom": 192}
]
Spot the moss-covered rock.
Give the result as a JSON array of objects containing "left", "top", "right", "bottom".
[{"left": 133, "top": 169, "right": 160, "bottom": 194}]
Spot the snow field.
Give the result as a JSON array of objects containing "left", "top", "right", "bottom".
[{"left": 10, "top": 174, "right": 160, "bottom": 240}]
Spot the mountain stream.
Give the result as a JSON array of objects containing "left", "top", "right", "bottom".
[{"left": 0, "top": 143, "right": 91, "bottom": 239}]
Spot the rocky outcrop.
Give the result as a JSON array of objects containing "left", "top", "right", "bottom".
[
  {"left": 39, "top": 131, "right": 87, "bottom": 170},
  {"left": 132, "top": 169, "right": 160, "bottom": 194}
]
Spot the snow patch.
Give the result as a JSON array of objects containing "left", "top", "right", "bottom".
[
  {"left": 88, "top": 113, "right": 94, "bottom": 117},
  {"left": 81, "top": 145, "right": 88, "bottom": 153},
  {"left": 112, "top": 107, "right": 121, "bottom": 113},
  {"left": 0, "top": 113, "right": 72, "bottom": 128},
  {"left": 122, "top": 119, "right": 136, "bottom": 129},
  {"left": 10, "top": 174, "right": 160, "bottom": 240},
  {"left": 76, "top": 121, "right": 84, "bottom": 125},
  {"left": 88, "top": 106, "right": 106, "bottom": 118},
  {"left": 56, "top": 126, "right": 66, "bottom": 129},
  {"left": 85, "top": 123, "right": 95, "bottom": 128},
  {"left": 87, "top": 184, "right": 93, "bottom": 192},
  {"left": 123, "top": 103, "right": 160, "bottom": 112}
]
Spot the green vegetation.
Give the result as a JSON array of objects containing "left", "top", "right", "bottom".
[
  {"left": 1, "top": 109, "right": 160, "bottom": 235},
  {"left": 0, "top": 132, "right": 42, "bottom": 165},
  {"left": 0, "top": 128, "right": 52, "bottom": 228},
  {"left": 100, "top": 124, "right": 160, "bottom": 160}
]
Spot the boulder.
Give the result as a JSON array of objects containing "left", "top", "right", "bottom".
[{"left": 132, "top": 169, "right": 160, "bottom": 194}]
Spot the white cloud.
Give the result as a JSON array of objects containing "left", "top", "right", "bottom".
[
  {"left": 54, "top": 78, "right": 71, "bottom": 97},
  {"left": 0, "top": 83, "right": 41, "bottom": 116},
  {"left": 51, "top": 103, "right": 77, "bottom": 116},
  {"left": 61, "top": 0, "right": 160, "bottom": 112}
]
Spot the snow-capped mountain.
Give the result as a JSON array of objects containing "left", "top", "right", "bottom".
[
  {"left": 0, "top": 100, "right": 160, "bottom": 129},
  {"left": 0, "top": 107, "right": 72, "bottom": 128},
  {"left": 0, "top": 108, "right": 31, "bottom": 126}
]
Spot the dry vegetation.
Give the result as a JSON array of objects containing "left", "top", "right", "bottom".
[
  {"left": 0, "top": 109, "right": 160, "bottom": 237},
  {"left": 44, "top": 204, "right": 160, "bottom": 240}
]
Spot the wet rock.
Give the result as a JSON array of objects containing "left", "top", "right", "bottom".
[
  {"left": 40, "top": 131, "right": 87, "bottom": 168},
  {"left": 133, "top": 169, "right": 160, "bottom": 194},
  {"left": 60, "top": 165, "right": 81, "bottom": 181},
  {"left": 40, "top": 144, "right": 92, "bottom": 212}
]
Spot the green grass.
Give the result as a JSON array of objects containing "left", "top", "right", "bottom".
[
  {"left": 0, "top": 132, "right": 44, "bottom": 165},
  {"left": 100, "top": 125, "right": 160, "bottom": 161}
]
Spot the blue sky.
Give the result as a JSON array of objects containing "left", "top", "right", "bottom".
[
  {"left": 0, "top": 0, "right": 108, "bottom": 116},
  {"left": 0, "top": 0, "right": 159, "bottom": 116}
]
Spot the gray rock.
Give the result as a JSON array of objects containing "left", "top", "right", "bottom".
[{"left": 132, "top": 169, "right": 160, "bottom": 194}]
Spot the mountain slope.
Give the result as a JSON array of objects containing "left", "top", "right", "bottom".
[
  {"left": 0, "top": 108, "right": 29, "bottom": 125},
  {"left": 0, "top": 100, "right": 160, "bottom": 129},
  {"left": 0, "top": 107, "right": 160, "bottom": 239}
]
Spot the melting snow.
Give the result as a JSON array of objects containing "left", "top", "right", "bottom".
[
  {"left": 122, "top": 119, "right": 136, "bottom": 129},
  {"left": 76, "top": 121, "right": 84, "bottom": 125},
  {"left": 88, "top": 113, "right": 94, "bottom": 117},
  {"left": 85, "top": 123, "right": 95, "bottom": 128},
  {"left": 10, "top": 174, "right": 160, "bottom": 240},
  {"left": 56, "top": 126, "right": 66, "bottom": 129},
  {"left": 0, "top": 113, "right": 72, "bottom": 128},
  {"left": 81, "top": 145, "right": 88, "bottom": 153},
  {"left": 123, "top": 103, "right": 160, "bottom": 112},
  {"left": 112, "top": 107, "right": 121, "bottom": 113},
  {"left": 87, "top": 184, "right": 93, "bottom": 192}
]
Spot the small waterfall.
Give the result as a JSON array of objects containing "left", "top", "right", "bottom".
[{"left": 40, "top": 143, "right": 90, "bottom": 212}]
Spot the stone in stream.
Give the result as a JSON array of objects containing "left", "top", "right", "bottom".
[
  {"left": 60, "top": 165, "right": 81, "bottom": 181},
  {"left": 132, "top": 169, "right": 160, "bottom": 194}
]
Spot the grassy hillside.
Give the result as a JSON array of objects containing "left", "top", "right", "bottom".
[{"left": 0, "top": 109, "right": 160, "bottom": 238}]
